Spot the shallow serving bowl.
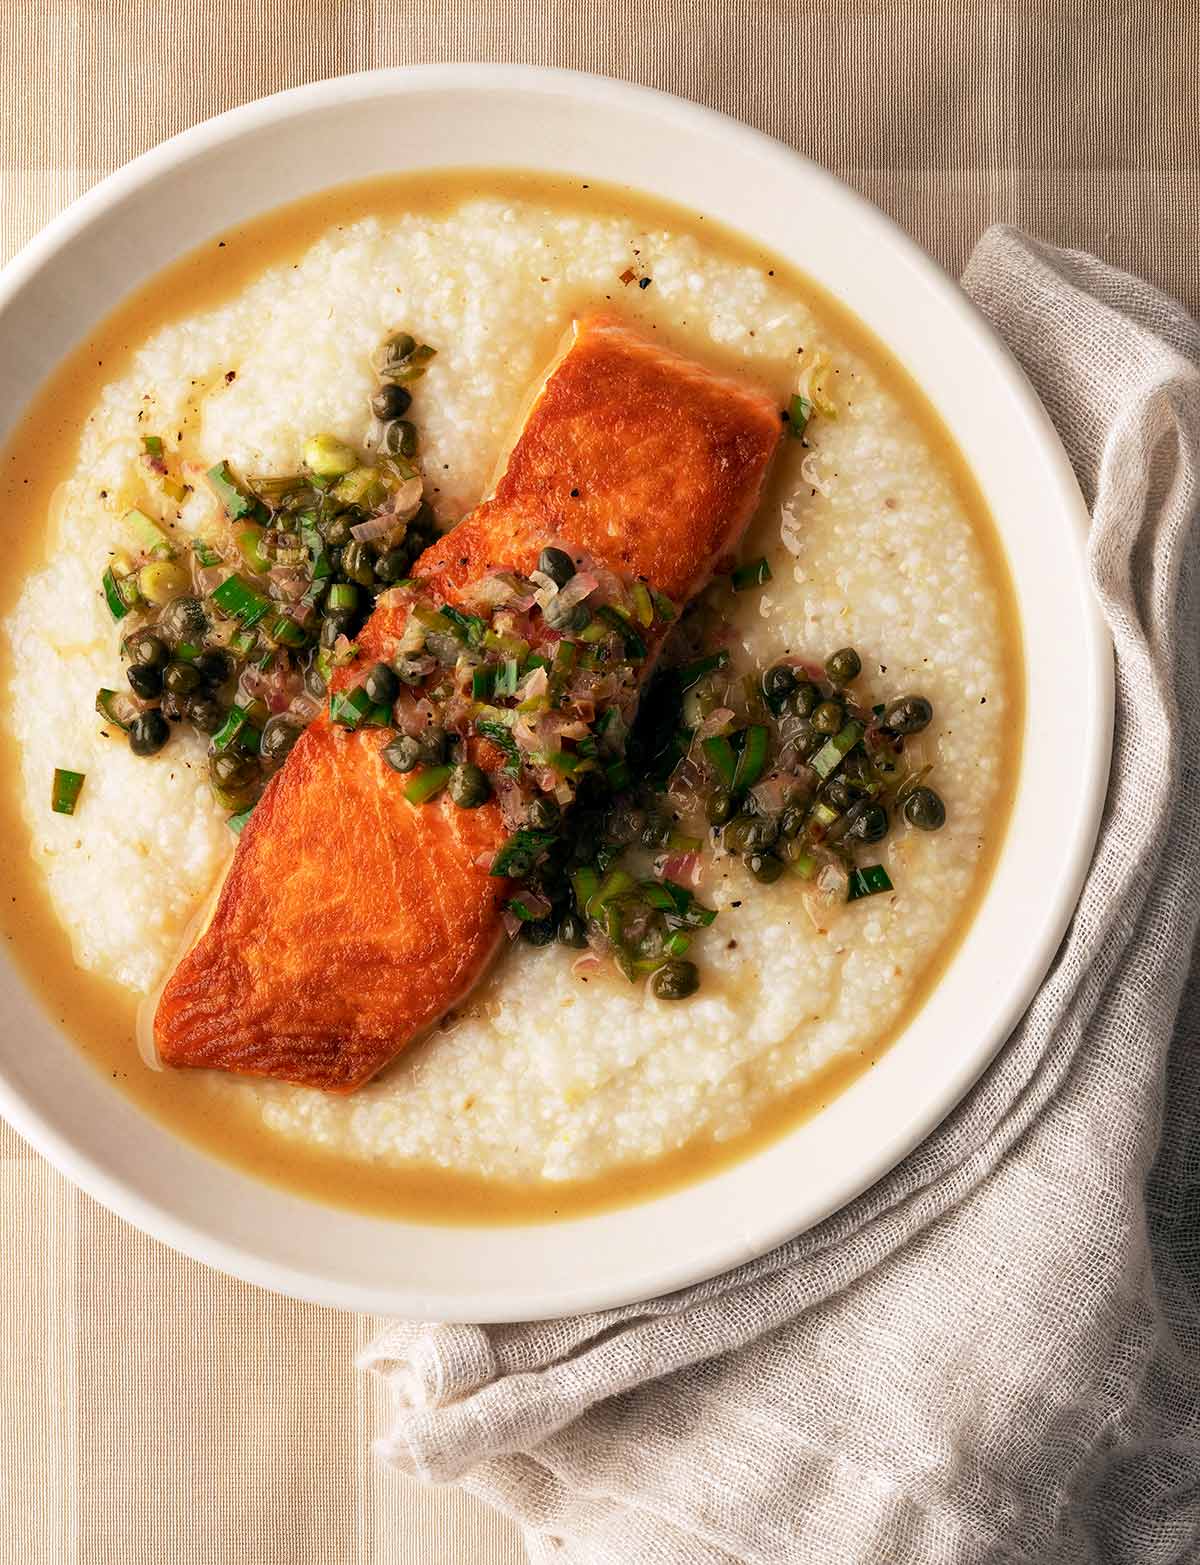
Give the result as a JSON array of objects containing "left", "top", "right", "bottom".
[{"left": 0, "top": 65, "right": 1111, "bottom": 1319}]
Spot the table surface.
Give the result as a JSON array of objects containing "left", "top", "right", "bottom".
[{"left": 3, "top": 3, "right": 1195, "bottom": 1561}]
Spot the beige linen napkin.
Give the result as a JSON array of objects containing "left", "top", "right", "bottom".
[{"left": 360, "top": 229, "right": 1200, "bottom": 1563}]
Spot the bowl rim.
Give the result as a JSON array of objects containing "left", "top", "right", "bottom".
[{"left": 0, "top": 62, "right": 1113, "bottom": 1319}]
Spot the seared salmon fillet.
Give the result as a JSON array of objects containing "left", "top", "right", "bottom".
[{"left": 154, "top": 316, "right": 781, "bottom": 1090}]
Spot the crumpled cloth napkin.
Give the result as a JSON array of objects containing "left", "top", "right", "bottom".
[{"left": 361, "top": 228, "right": 1200, "bottom": 1564}]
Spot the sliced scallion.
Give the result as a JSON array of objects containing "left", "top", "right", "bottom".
[
  {"left": 206, "top": 460, "right": 259, "bottom": 521},
  {"left": 731, "top": 725, "right": 769, "bottom": 792},
  {"left": 124, "top": 507, "right": 173, "bottom": 559},
  {"left": 678, "top": 650, "right": 729, "bottom": 689},
  {"left": 228, "top": 805, "right": 256, "bottom": 835},
  {"left": 787, "top": 394, "right": 812, "bottom": 438},
  {"left": 101, "top": 566, "right": 135, "bottom": 620},
  {"left": 731, "top": 556, "right": 772, "bottom": 591},
  {"left": 701, "top": 735, "right": 737, "bottom": 788},
  {"left": 811, "top": 720, "right": 864, "bottom": 781},
  {"left": 51, "top": 768, "right": 85, "bottom": 815},
  {"left": 404, "top": 765, "right": 452, "bottom": 805},
  {"left": 848, "top": 864, "right": 894, "bottom": 900},
  {"left": 211, "top": 574, "right": 271, "bottom": 627}
]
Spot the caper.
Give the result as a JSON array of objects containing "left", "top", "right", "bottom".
[
  {"left": 722, "top": 814, "right": 778, "bottom": 854},
  {"left": 706, "top": 786, "right": 735, "bottom": 826},
  {"left": 526, "top": 796, "right": 561, "bottom": 832},
  {"left": 394, "top": 652, "right": 428, "bottom": 686},
  {"left": 640, "top": 814, "right": 672, "bottom": 850},
  {"left": 448, "top": 763, "right": 490, "bottom": 809},
  {"left": 651, "top": 959, "right": 700, "bottom": 1001},
  {"left": 303, "top": 433, "right": 357, "bottom": 478},
  {"left": 363, "top": 662, "right": 400, "bottom": 705},
  {"left": 371, "top": 383, "right": 412, "bottom": 421},
  {"left": 844, "top": 801, "right": 889, "bottom": 844},
  {"left": 822, "top": 775, "right": 856, "bottom": 811},
  {"left": 418, "top": 725, "right": 447, "bottom": 765},
  {"left": 841, "top": 749, "right": 875, "bottom": 789},
  {"left": 210, "top": 751, "right": 257, "bottom": 788},
  {"left": 381, "top": 331, "right": 416, "bottom": 369},
  {"left": 520, "top": 916, "right": 558, "bottom": 947},
  {"left": 811, "top": 700, "right": 844, "bottom": 735},
  {"left": 543, "top": 594, "right": 590, "bottom": 633},
  {"left": 163, "top": 660, "right": 202, "bottom": 697},
  {"left": 382, "top": 734, "right": 423, "bottom": 773},
  {"left": 260, "top": 716, "right": 302, "bottom": 766},
  {"left": 159, "top": 595, "right": 207, "bottom": 646},
  {"left": 379, "top": 419, "right": 417, "bottom": 458},
  {"left": 137, "top": 560, "right": 190, "bottom": 607},
  {"left": 538, "top": 547, "right": 576, "bottom": 587},
  {"left": 787, "top": 681, "right": 819, "bottom": 718},
  {"left": 884, "top": 695, "right": 933, "bottom": 735},
  {"left": 762, "top": 663, "right": 799, "bottom": 709},
  {"left": 126, "top": 663, "right": 163, "bottom": 699},
  {"left": 128, "top": 711, "right": 170, "bottom": 757},
  {"left": 185, "top": 695, "right": 225, "bottom": 734},
  {"left": 320, "top": 512, "right": 353, "bottom": 547},
  {"left": 374, "top": 548, "right": 411, "bottom": 584},
  {"left": 903, "top": 786, "right": 946, "bottom": 831},
  {"left": 125, "top": 630, "right": 168, "bottom": 669},
  {"left": 557, "top": 911, "right": 588, "bottom": 949},
  {"left": 825, "top": 646, "right": 862, "bottom": 685},
  {"left": 745, "top": 850, "right": 785, "bottom": 883},
  {"left": 779, "top": 805, "right": 807, "bottom": 839},
  {"left": 341, "top": 539, "right": 375, "bottom": 586},
  {"left": 193, "top": 649, "right": 233, "bottom": 687},
  {"left": 603, "top": 802, "right": 645, "bottom": 844}
]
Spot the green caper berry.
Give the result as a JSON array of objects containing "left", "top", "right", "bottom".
[
  {"left": 193, "top": 650, "right": 233, "bottom": 687},
  {"left": 159, "top": 595, "right": 207, "bottom": 647},
  {"left": 126, "top": 630, "right": 168, "bottom": 669},
  {"left": 363, "top": 662, "right": 400, "bottom": 705},
  {"left": 811, "top": 700, "right": 844, "bottom": 735},
  {"left": 185, "top": 695, "right": 225, "bottom": 734},
  {"left": 380, "top": 419, "right": 417, "bottom": 458},
  {"left": 825, "top": 647, "right": 862, "bottom": 685},
  {"left": 418, "top": 726, "right": 447, "bottom": 765},
  {"left": 341, "top": 540, "right": 375, "bottom": 586},
  {"left": 779, "top": 805, "right": 807, "bottom": 840},
  {"left": 538, "top": 547, "right": 576, "bottom": 587},
  {"left": 520, "top": 916, "right": 558, "bottom": 947},
  {"left": 210, "top": 751, "right": 256, "bottom": 788},
  {"left": 543, "top": 594, "right": 590, "bottom": 633},
  {"left": 844, "top": 801, "right": 890, "bottom": 844},
  {"left": 762, "top": 663, "right": 799, "bottom": 708},
  {"left": 374, "top": 548, "right": 411, "bottom": 584},
  {"left": 787, "top": 681, "right": 819, "bottom": 718},
  {"left": 745, "top": 851, "right": 785, "bottom": 883},
  {"left": 129, "top": 711, "right": 170, "bottom": 757},
  {"left": 706, "top": 786, "right": 735, "bottom": 826},
  {"left": 722, "top": 814, "right": 778, "bottom": 854},
  {"left": 320, "top": 513, "right": 353, "bottom": 547},
  {"left": 126, "top": 663, "right": 163, "bottom": 699},
  {"left": 557, "top": 911, "right": 588, "bottom": 949},
  {"left": 903, "top": 786, "right": 946, "bottom": 831},
  {"left": 371, "top": 383, "right": 412, "bottom": 421},
  {"left": 650, "top": 959, "right": 700, "bottom": 1001},
  {"left": 382, "top": 734, "right": 423, "bottom": 773},
  {"left": 448, "top": 763, "right": 490, "bottom": 809},
  {"left": 163, "top": 661, "right": 202, "bottom": 697},
  {"left": 382, "top": 331, "right": 416, "bottom": 368},
  {"left": 394, "top": 652, "right": 428, "bottom": 686},
  {"left": 884, "top": 695, "right": 934, "bottom": 735},
  {"left": 822, "top": 775, "right": 856, "bottom": 811},
  {"left": 526, "top": 796, "right": 561, "bottom": 831},
  {"left": 260, "top": 716, "right": 302, "bottom": 766}
]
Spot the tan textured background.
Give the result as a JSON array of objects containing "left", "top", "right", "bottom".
[{"left": 1, "top": 3, "right": 1196, "bottom": 1561}]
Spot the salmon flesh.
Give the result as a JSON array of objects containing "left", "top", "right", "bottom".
[{"left": 154, "top": 316, "right": 782, "bottom": 1089}]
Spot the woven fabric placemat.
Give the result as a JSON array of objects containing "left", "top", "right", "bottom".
[{"left": 2, "top": 4, "right": 1195, "bottom": 1560}]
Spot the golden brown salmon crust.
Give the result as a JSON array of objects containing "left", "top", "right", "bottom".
[{"left": 154, "top": 315, "right": 782, "bottom": 1090}]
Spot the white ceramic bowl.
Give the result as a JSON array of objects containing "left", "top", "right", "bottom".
[{"left": 0, "top": 66, "right": 1111, "bottom": 1319}]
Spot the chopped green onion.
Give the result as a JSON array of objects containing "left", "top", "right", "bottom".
[
  {"left": 193, "top": 539, "right": 222, "bottom": 568},
  {"left": 414, "top": 603, "right": 454, "bottom": 636},
  {"left": 329, "top": 686, "right": 373, "bottom": 730},
  {"left": 301, "top": 521, "right": 333, "bottom": 581},
  {"left": 206, "top": 460, "right": 259, "bottom": 521},
  {"left": 482, "top": 629, "right": 530, "bottom": 659},
  {"left": 790, "top": 849, "right": 819, "bottom": 880},
  {"left": 848, "top": 864, "right": 894, "bottom": 900},
  {"left": 505, "top": 896, "right": 542, "bottom": 922},
  {"left": 631, "top": 582, "right": 654, "bottom": 627},
  {"left": 101, "top": 566, "right": 135, "bottom": 620},
  {"left": 811, "top": 720, "right": 864, "bottom": 781},
  {"left": 678, "top": 650, "right": 730, "bottom": 689},
  {"left": 589, "top": 868, "right": 635, "bottom": 915},
  {"left": 667, "top": 831, "right": 702, "bottom": 854},
  {"left": 597, "top": 605, "right": 647, "bottom": 659},
  {"left": 440, "top": 604, "right": 486, "bottom": 648},
  {"left": 552, "top": 641, "right": 576, "bottom": 676},
  {"left": 228, "top": 805, "right": 256, "bottom": 835},
  {"left": 810, "top": 800, "right": 840, "bottom": 829},
  {"left": 212, "top": 703, "right": 262, "bottom": 754},
  {"left": 490, "top": 828, "right": 557, "bottom": 878},
  {"left": 264, "top": 612, "right": 308, "bottom": 649},
  {"left": 494, "top": 657, "right": 521, "bottom": 697},
  {"left": 571, "top": 866, "right": 600, "bottom": 911},
  {"left": 472, "top": 666, "right": 495, "bottom": 700},
  {"left": 327, "top": 582, "right": 359, "bottom": 613},
  {"left": 651, "top": 589, "right": 677, "bottom": 622},
  {"left": 95, "top": 688, "right": 134, "bottom": 731},
  {"left": 787, "top": 394, "right": 812, "bottom": 438},
  {"left": 124, "top": 507, "right": 173, "bottom": 559},
  {"left": 404, "top": 765, "right": 452, "bottom": 805},
  {"left": 731, "top": 556, "right": 772, "bottom": 591},
  {"left": 731, "top": 724, "right": 769, "bottom": 792},
  {"left": 663, "top": 931, "right": 692, "bottom": 957},
  {"left": 142, "top": 435, "right": 164, "bottom": 458},
  {"left": 701, "top": 735, "right": 737, "bottom": 788},
  {"left": 51, "top": 768, "right": 85, "bottom": 815},
  {"left": 475, "top": 715, "right": 521, "bottom": 774},
  {"left": 174, "top": 641, "right": 201, "bottom": 662},
  {"left": 211, "top": 574, "right": 271, "bottom": 627},
  {"left": 546, "top": 751, "right": 585, "bottom": 776},
  {"left": 236, "top": 524, "right": 271, "bottom": 575}
]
